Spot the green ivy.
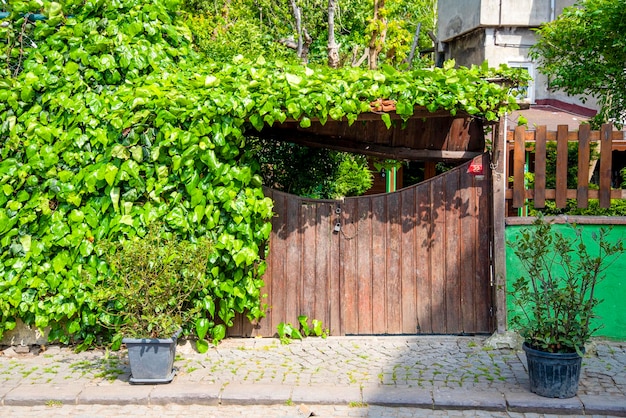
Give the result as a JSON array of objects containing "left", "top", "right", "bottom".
[{"left": 0, "top": 0, "right": 525, "bottom": 348}]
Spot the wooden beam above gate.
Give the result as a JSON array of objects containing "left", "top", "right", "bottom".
[{"left": 255, "top": 107, "right": 486, "bottom": 162}]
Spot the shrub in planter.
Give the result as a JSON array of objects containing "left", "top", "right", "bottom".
[
  {"left": 97, "top": 223, "right": 213, "bottom": 383},
  {"left": 508, "top": 217, "right": 623, "bottom": 397}
]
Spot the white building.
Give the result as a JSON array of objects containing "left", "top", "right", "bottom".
[{"left": 437, "top": 0, "right": 597, "bottom": 116}]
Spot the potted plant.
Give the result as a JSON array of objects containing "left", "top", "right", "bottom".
[
  {"left": 98, "top": 223, "right": 213, "bottom": 384},
  {"left": 508, "top": 217, "right": 623, "bottom": 398}
]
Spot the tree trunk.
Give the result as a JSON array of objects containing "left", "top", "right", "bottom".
[
  {"left": 327, "top": 0, "right": 340, "bottom": 68},
  {"left": 290, "top": 0, "right": 304, "bottom": 59},
  {"left": 288, "top": 0, "right": 312, "bottom": 63},
  {"left": 405, "top": 22, "right": 421, "bottom": 69},
  {"left": 368, "top": 0, "right": 387, "bottom": 70}
]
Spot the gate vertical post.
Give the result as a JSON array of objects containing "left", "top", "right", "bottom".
[{"left": 492, "top": 121, "right": 507, "bottom": 333}]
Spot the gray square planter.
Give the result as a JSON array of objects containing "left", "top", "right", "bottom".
[{"left": 123, "top": 330, "right": 180, "bottom": 384}]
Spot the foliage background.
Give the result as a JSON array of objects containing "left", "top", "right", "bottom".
[
  {"left": 0, "top": 0, "right": 524, "bottom": 348},
  {"left": 530, "top": 0, "right": 626, "bottom": 128}
]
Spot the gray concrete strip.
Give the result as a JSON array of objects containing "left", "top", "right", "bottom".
[
  {"left": 3, "top": 383, "right": 83, "bottom": 406},
  {"left": 78, "top": 384, "right": 153, "bottom": 405},
  {"left": 505, "top": 391, "right": 584, "bottom": 414},
  {"left": 579, "top": 394, "right": 626, "bottom": 417},
  {"left": 220, "top": 383, "right": 292, "bottom": 405},
  {"left": 361, "top": 386, "right": 432, "bottom": 407},
  {"left": 149, "top": 382, "right": 221, "bottom": 405},
  {"left": 433, "top": 388, "right": 507, "bottom": 411},
  {"left": 0, "top": 384, "right": 14, "bottom": 406},
  {"left": 291, "top": 385, "right": 361, "bottom": 404}
]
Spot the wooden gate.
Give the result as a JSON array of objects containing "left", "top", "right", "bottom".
[{"left": 229, "top": 154, "right": 494, "bottom": 337}]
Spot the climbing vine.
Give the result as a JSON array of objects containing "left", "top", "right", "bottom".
[{"left": 0, "top": 0, "right": 526, "bottom": 349}]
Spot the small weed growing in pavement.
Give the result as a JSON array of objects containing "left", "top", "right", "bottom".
[
  {"left": 277, "top": 316, "right": 329, "bottom": 344},
  {"left": 347, "top": 371, "right": 357, "bottom": 384},
  {"left": 467, "top": 341, "right": 477, "bottom": 348},
  {"left": 45, "top": 400, "right": 63, "bottom": 407},
  {"left": 285, "top": 399, "right": 294, "bottom": 406},
  {"left": 349, "top": 401, "right": 367, "bottom": 408},
  {"left": 21, "top": 367, "right": 38, "bottom": 378},
  {"left": 43, "top": 366, "right": 59, "bottom": 374}
]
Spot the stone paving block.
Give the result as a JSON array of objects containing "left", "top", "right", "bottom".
[
  {"left": 149, "top": 383, "right": 221, "bottom": 405},
  {"left": 78, "top": 384, "right": 152, "bottom": 405},
  {"left": 0, "top": 382, "right": 14, "bottom": 404},
  {"left": 3, "top": 383, "right": 83, "bottom": 406},
  {"left": 291, "top": 385, "right": 361, "bottom": 404},
  {"left": 433, "top": 389, "right": 506, "bottom": 411},
  {"left": 579, "top": 394, "right": 626, "bottom": 417},
  {"left": 220, "top": 383, "right": 291, "bottom": 405},
  {"left": 361, "top": 386, "right": 432, "bottom": 407},
  {"left": 505, "top": 391, "right": 584, "bottom": 414}
]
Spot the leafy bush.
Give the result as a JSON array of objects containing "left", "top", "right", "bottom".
[
  {"left": 97, "top": 223, "right": 213, "bottom": 350},
  {"left": 508, "top": 218, "right": 624, "bottom": 354},
  {"left": 0, "top": 0, "right": 272, "bottom": 348}
]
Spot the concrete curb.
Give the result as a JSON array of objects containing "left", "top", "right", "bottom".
[{"left": 2, "top": 382, "right": 625, "bottom": 416}]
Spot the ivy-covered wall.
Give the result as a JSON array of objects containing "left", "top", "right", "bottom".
[
  {"left": 506, "top": 223, "right": 626, "bottom": 341},
  {"left": 1, "top": 0, "right": 527, "bottom": 349}
]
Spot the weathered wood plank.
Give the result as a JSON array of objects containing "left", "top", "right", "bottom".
[
  {"left": 600, "top": 124, "right": 613, "bottom": 208},
  {"left": 314, "top": 202, "right": 332, "bottom": 332},
  {"left": 400, "top": 187, "right": 417, "bottom": 334},
  {"left": 371, "top": 194, "right": 388, "bottom": 334},
  {"left": 476, "top": 154, "right": 493, "bottom": 333},
  {"left": 356, "top": 197, "right": 373, "bottom": 334},
  {"left": 534, "top": 126, "right": 547, "bottom": 208},
  {"left": 415, "top": 180, "right": 433, "bottom": 334},
  {"left": 430, "top": 175, "right": 446, "bottom": 333},
  {"left": 460, "top": 159, "right": 477, "bottom": 333},
  {"left": 513, "top": 126, "right": 527, "bottom": 208},
  {"left": 576, "top": 124, "right": 591, "bottom": 208},
  {"left": 340, "top": 198, "right": 359, "bottom": 334},
  {"left": 444, "top": 169, "right": 461, "bottom": 333},
  {"left": 386, "top": 192, "right": 402, "bottom": 334},
  {"left": 266, "top": 190, "right": 287, "bottom": 335},
  {"left": 329, "top": 201, "right": 342, "bottom": 335},
  {"left": 556, "top": 125, "right": 569, "bottom": 208},
  {"left": 302, "top": 202, "right": 317, "bottom": 320},
  {"left": 285, "top": 194, "right": 302, "bottom": 327}
]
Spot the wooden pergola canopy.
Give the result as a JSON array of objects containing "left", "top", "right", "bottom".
[{"left": 256, "top": 108, "right": 486, "bottom": 162}]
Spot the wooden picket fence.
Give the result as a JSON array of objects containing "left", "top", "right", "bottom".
[{"left": 506, "top": 124, "right": 626, "bottom": 209}]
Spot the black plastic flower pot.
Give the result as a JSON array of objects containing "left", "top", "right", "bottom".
[{"left": 522, "top": 342, "right": 583, "bottom": 398}]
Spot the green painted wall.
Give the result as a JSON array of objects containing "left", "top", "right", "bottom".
[{"left": 506, "top": 223, "right": 626, "bottom": 341}]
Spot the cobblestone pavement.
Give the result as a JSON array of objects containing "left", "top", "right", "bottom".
[{"left": 1, "top": 336, "right": 625, "bottom": 417}]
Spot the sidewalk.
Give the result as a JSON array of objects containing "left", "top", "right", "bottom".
[{"left": 1, "top": 335, "right": 625, "bottom": 416}]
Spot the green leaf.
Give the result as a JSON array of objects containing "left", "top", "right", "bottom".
[
  {"left": 196, "top": 317, "right": 209, "bottom": 340},
  {"left": 104, "top": 164, "right": 119, "bottom": 186},
  {"left": 196, "top": 338, "right": 209, "bottom": 353},
  {"left": 249, "top": 114, "right": 264, "bottom": 131},
  {"left": 212, "top": 324, "right": 226, "bottom": 342},
  {"left": 381, "top": 113, "right": 392, "bottom": 129},
  {"left": 299, "top": 117, "right": 311, "bottom": 128},
  {"left": 285, "top": 73, "right": 302, "bottom": 86}
]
